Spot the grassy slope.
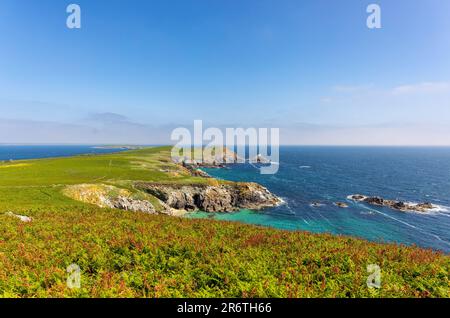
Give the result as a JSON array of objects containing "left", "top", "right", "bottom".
[
  {"left": 0, "top": 147, "right": 448, "bottom": 297},
  {"left": 0, "top": 146, "right": 207, "bottom": 187}
]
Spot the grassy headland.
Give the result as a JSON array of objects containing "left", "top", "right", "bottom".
[{"left": 0, "top": 147, "right": 448, "bottom": 297}]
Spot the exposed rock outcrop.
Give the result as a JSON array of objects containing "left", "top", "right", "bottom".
[
  {"left": 251, "top": 154, "right": 271, "bottom": 164},
  {"left": 62, "top": 179, "right": 281, "bottom": 216},
  {"left": 136, "top": 181, "right": 282, "bottom": 213},
  {"left": 334, "top": 202, "right": 349, "bottom": 208},
  {"left": 310, "top": 202, "right": 325, "bottom": 207},
  {"left": 348, "top": 194, "right": 436, "bottom": 213},
  {"left": 185, "top": 166, "right": 213, "bottom": 178},
  {"left": 63, "top": 184, "right": 156, "bottom": 214},
  {"left": 112, "top": 196, "right": 156, "bottom": 214}
]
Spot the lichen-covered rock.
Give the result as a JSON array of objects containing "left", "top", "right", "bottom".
[
  {"left": 62, "top": 184, "right": 156, "bottom": 214},
  {"left": 112, "top": 196, "right": 156, "bottom": 214}
]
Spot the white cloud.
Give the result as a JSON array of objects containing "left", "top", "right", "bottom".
[
  {"left": 279, "top": 122, "right": 450, "bottom": 146},
  {"left": 328, "top": 81, "right": 450, "bottom": 97},
  {"left": 0, "top": 117, "right": 176, "bottom": 145},
  {"left": 392, "top": 82, "right": 450, "bottom": 95},
  {"left": 3, "top": 116, "right": 450, "bottom": 146}
]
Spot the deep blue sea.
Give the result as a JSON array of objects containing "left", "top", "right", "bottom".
[
  {"left": 191, "top": 147, "right": 450, "bottom": 253},
  {"left": 2, "top": 145, "right": 450, "bottom": 253},
  {"left": 0, "top": 145, "right": 124, "bottom": 160}
]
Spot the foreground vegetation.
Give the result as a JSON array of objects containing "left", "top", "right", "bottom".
[{"left": 0, "top": 147, "right": 449, "bottom": 297}]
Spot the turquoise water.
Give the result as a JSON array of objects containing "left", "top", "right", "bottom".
[{"left": 188, "top": 147, "right": 450, "bottom": 253}]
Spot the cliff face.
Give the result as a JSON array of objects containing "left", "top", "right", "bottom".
[
  {"left": 63, "top": 181, "right": 281, "bottom": 215},
  {"left": 136, "top": 182, "right": 282, "bottom": 213}
]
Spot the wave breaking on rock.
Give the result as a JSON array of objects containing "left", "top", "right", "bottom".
[{"left": 347, "top": 194, "right": 438, "bottom": 213}]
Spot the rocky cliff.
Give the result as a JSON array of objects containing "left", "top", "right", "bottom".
[
  {"left": 136, "top": 181, "right": 282, "bottom": 213},
  {"left": 62, "top": 181, "right": 282, "bottom": 215},
  {"left": 63, "top": 184, "right": 156, "bottom": 214}
]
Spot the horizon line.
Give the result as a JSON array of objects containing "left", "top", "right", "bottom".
[{"left": 2, "top": 143, "right": 450, "bottom": 148}]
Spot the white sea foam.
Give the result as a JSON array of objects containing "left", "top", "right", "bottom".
[
  {"left": 402, "top": 201, "right": 449, "bottom": 215},
  {"left": 246, "top": 159, "right": 279, "bottom": 165},
  {"left": 277, "top": 197, "right": 288, "bottom": 206},
  {"left": 429, "top": 204, "right": 449, "bottom": 213},
  {"left": 361, "top": 206, "right": 419, "bottom": 229},
  {"left": 299, "top": 166, "right": 311, "bottom": 169},
  {"left": 347, "top": 194, "right": 367, "bottom": 201}
]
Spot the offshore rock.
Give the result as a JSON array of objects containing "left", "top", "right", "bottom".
[{"left": 348, "top": 194, "right": 436, "bottom": 213}]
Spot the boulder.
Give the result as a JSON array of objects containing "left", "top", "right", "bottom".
[
  {"left": 112, "top": 196, "right": 156, "bottom": 214},
  {"left": 365, "top": 197, "right": 384, "bottom": 205},
  {"left": 334, "top": 202, "right": 349, "bottom": 208}
]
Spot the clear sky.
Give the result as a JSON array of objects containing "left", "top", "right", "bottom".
[{"left": 0, "top": 0, "right": 449, "bottom": 145}]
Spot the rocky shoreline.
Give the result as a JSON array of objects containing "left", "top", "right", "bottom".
[
  {"left": 62, "top": 147, "right": 283, "bottom": 216},
  {"left": 62, "top": 181, "right": 282, "bottom": 216},
  {"left": 348, "top": 194, "right": 436, "bottom": 213},
  {"left": 136, "top": 181, "right": 282, "bottom": 213},
  {"left": 167, "top": 151, "right": 282, "bottom": 213}
]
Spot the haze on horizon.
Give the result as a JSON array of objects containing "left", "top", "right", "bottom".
[{"left": 0, "top": 0, "right": 449, "bottom": 145}]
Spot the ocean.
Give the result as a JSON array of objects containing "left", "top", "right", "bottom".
[
  {"left": 190, "top": 146, "right": 450, "bottom": 253},
  {"left": 2, "top": 145, "right": 449, "bottom": 253},
  {"left": 0, "top": 145, "right": 125, "bottom": 160}
]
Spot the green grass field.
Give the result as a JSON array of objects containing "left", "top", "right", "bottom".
[
  {"left": 0, "top": 146, "right": 207, "bottom": 187},
  {"left": 0, "top": 147, "right": 449, "bottom": 297}
]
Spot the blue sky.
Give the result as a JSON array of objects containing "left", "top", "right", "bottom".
[{"left": 0, "top": 0, "right": 449, "bottom": 144}]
